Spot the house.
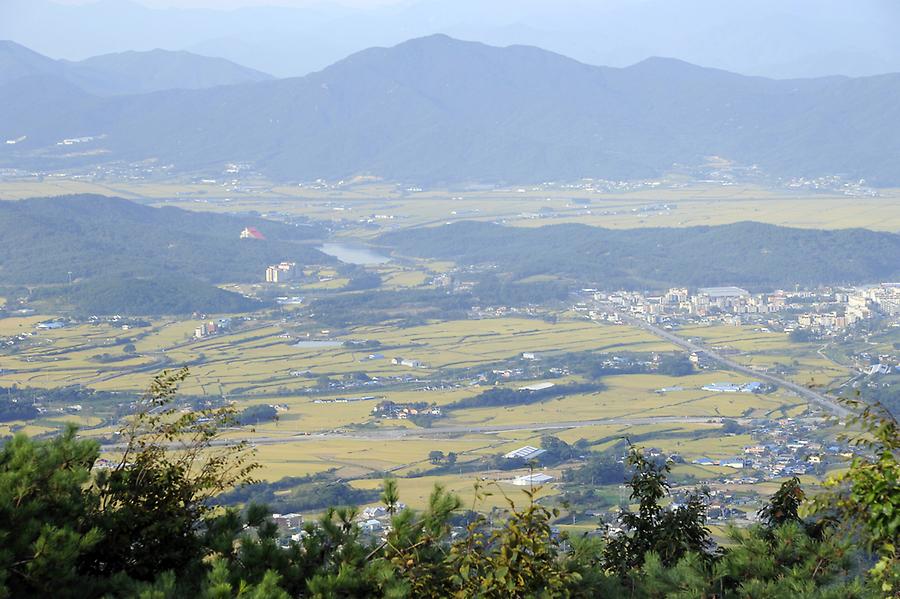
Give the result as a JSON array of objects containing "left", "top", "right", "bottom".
[
  {"left": 391, "top": 357, "right": 425, "bottom": 368},
  {"left": 271, "top": 513, "right": 303, "bottom": 530}
]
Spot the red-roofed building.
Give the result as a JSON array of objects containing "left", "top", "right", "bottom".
[{"left": 240, "top": 227, "right": 266, "bottom": 240}]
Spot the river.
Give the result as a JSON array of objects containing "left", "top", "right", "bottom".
[{"left": 317, "top": 242, "right": 392, "bottom": 265}]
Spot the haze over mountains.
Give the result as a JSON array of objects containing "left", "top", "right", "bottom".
[
  {"left": 3, "top": 0, "right": 899, "bottom": 80},
  {"left": 3, "top": 35, "right": 900, "bottom": 185},
  {"left": 0, "top": 40, "right": 272, "bottom": 95}
]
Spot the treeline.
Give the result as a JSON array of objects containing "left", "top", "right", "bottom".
[
  {"left": 380, "top": 220, "right": 900, "bottom": 290},
  {"left": 0, "top": 399, "right": 38, "bottom": 422},
  {"left": 472, "top": 274, "right": 570, "bottom": 306},
  {"left": 0, "top": 384, "right": 120, "bottom": 422},
  {"left": 448, "top": 382, "right": 603, "bottom": 410},
  {"left": 216, "top": 473, "right": 380, "bottom": 514},
  {"left": 339, "top": 264, "right": 383, "bottom": 291},
  {"left": 308, "top": 289, "right": 473, "bottom": 327},
  {"left": 236, "top": 404, "right": 279, "bottom": 426}
]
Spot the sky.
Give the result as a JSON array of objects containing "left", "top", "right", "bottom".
[
  {"left": 4, "top": 0, "right": 900, "bottom": 79},
  {"left": 53, "top": 0, "right": 408, "bottom": 7}
]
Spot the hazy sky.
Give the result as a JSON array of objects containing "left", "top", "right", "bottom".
[
  {"left": 6, "top": 0, "right": 900, "bottom": 79},
  {"left": 54, "top": 0, "right": 408, "bottom": 7}
]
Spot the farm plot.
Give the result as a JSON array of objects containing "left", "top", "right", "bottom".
[{"left": 677, "top": 324, "right": 851, "bottom": 388}]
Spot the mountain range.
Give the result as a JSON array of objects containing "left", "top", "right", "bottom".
[
  {"left": 3, "top": 0, "right": 899, "bottom": 80},
  {"left": 379, "top": 220, "right": 900, "bottom": 290},
  {"left": 0, "top": 40, "right": 271, "bottom": 95},
  {"left": 2, "top": 35, "right": 900, "bottom": 185}
]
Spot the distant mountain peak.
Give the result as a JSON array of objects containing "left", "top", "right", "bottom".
[
  {"left": 2, "top": 36, "right": 900, "bottom": 186},
  {"left": 0, "top": 41, "right": 273, "bottom": 95}
]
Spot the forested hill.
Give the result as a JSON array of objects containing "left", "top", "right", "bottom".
[
  {"left": 3, "top": 35, "right": 900, "bottom": 184},
  {"left": 379, "top": 221, "right": 900, "bottom": 290},
  {"left": 0, "top": 194, "right": 330, "bottom": 286}
]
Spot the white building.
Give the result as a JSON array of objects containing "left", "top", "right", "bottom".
[{"left": 512, "top": 473, "right": 554, "bottom": 486}]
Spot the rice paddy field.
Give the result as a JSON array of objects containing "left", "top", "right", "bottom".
[
  {"left": 1, "top": 179, "right": 869, "bottom": 514},
  {"left": 1, "top": 306, "right": 815, "bottom": 508},
  {"left": 675, "top": 323, "right": 853, "bottom": 390},
  {"left": 2, "top": 179, "right": 899, "bottom": 234}
]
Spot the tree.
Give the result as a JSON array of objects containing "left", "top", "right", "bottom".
[
  {"left": 446, "top": 483, "right": 581, "bottom": 598},
  {"left": 603, "top": 447, "right": 712, "bottom": 576},
  {"left": 656, "top": 354, "right": 695, "bottom": 377},
  {"left": 428, "top": 451, "right": 445, "bottom": 465},
  {"left": 757, "top": 476, "right": 803, "bottom": 528},
  {"left": 720, "top": 419, "right": 745, "bottom": 435},
  {"left": 816, "top": 398, "right": 900, "bottom": 593},
  {"left": 85, "top": 368, "right": 259, "bottom": 582},
  {"left": 0, "top": 426, "right": 102, "bottom": 598}
]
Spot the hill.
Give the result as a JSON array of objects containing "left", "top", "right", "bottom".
[
  {"left": 0, "top": 40, "right": 272, "bottom": 95},
  {"left": 2, "top": 35, "right": 900, "bottom": 184},
  {"left": 378, "top": 221, "right": 900, "bottom": 290},
  {"left": 37, "top": 275, "right": 265, "bottom": 316},
  {"left": 0, "top": 194, "right": 329, "bottom": 286}
]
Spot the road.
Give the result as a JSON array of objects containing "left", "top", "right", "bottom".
[
  {"left": 615, "top": 313, "right": 850, "bottom": 418},
  {"left": 98, "top": 312, "right": 849, "bottom": 451},
  {"left": 100, "top": 415, "right": 733, "bottom": 450}
]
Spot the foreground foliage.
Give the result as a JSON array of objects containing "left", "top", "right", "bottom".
[{"left": 1, "top": 372, "right": 897, "bottom": 597}]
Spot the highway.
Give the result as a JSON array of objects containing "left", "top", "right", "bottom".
[
  {"left": 99, "top": 311, "right": 850, "bottom": 452},
  {"left": 613, "top": 312, "right": 850, "bottom": 418}
]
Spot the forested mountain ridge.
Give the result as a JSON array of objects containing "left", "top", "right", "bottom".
[
  {"left": 0, "top": 194, "right": 329, "bottom": 286},
  {"left": 379, "top": 220, "right": 900, "bottom": 290},
  {"left": 2, "top": 35, "right": 900, "bottom": 184}
]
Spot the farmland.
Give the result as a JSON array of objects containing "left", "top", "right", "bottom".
[
  {"left": 2, "top": 179, "right": 899, "bottom": 234},
  {"left": 1, "top": 301, "right": 822, "bottom": 512},
  {"left": 675, "top": 324, "right": 853, "bottom": 390},
  {"left": 0, "top": 179, "right": 880, "bottom": 516}
]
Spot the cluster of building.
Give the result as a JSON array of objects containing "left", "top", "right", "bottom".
[
  {"left": 194, "top": 318, "right": 232, "bottom": 339},
  {"left": 689, "top": 418, "right": 859, "bottom": 484},
  {"left": 371, "top": 400, "right": 442, "bottom": 420},
  {"left": 585, "top": 282, "right": 900, "bottom": 333},
  {"left": 266, "top": 261, "right": 297, "bottom": 283},
  {"left": 355, "top": 504, "right": 407, "bottom": 535}
]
